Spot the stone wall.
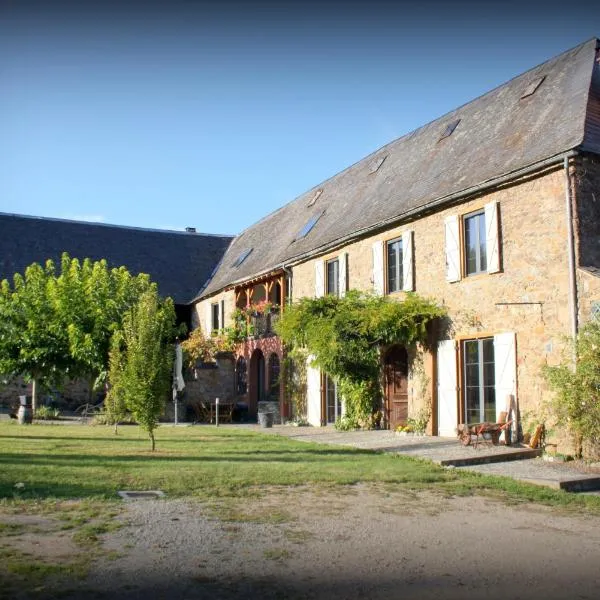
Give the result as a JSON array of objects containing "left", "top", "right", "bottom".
[
  {"left": 292, "top": 167, "right": 572, "bottom": 429},
  {"left": 574, "top": 153, "right": 600, "bottom": 324},
  {"left": 191, "top": 290, "right": 237, "bottom": 334}
]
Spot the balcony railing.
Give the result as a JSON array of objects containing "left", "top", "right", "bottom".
[{"left": 250, "top": 309, "right": 280, "bottom": 338}]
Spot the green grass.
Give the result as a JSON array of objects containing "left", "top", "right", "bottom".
[{"left": 1, "top": 421, "right": 600, "bottom": 513}]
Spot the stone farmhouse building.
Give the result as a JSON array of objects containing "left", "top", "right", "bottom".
[
  {"left": 191, "top": 38, "right": 600, "bottom": 437},
  {"left": 2, "top": 39, "right": 600, "bottom": 439}
]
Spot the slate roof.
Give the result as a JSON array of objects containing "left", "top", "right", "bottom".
[
  {"left": 0, "top": 213, "right": 233, "bottom": 305},
  {"left": 199, "top": 37, "right": 600, "bottom": 299}
]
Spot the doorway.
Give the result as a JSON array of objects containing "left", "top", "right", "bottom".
[{"left": 384, "top": 345, "right": 409, "bottom": 430}]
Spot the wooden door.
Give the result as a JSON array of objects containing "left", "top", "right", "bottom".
[{"left": 385, "top": 346, "right": 408, "bottom": 430}]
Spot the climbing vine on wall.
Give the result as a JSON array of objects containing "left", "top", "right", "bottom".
[{"left": 275, "top": 291, "right": 446, "bottom": 428}]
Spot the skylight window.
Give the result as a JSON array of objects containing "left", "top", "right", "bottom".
[
  {"left": 232, "top": 248, "right": 252, "bottom": 268},
  {"left": 438, "top": 119, "right": 461, "bottom": 141},
  {"left": 307, "top": 189, "right": 323, "bottom": 208},
  {"left": 368, "top": 155, "right": 387, "bottom": 174},
  {"left": 520, "top": 76, "right": 546, "bottom": 99},
  {"left": 295, "top": 211, "right": 324, "bottom": 241}
]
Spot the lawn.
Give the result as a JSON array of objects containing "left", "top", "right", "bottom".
[{"left": 1, "top": 421, "right": 600, "bottom": 511}]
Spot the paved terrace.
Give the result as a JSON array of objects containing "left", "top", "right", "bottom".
[{"left": 249, "top": 425, "right": 600, "bottom": 494}]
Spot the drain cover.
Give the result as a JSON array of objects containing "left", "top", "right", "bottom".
[{"left": 117, "top": 490, "right": 165, "bottom": 501}]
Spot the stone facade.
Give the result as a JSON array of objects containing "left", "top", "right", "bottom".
[{"left": 292, "top": 166, "right": 574, "bottom": 433}]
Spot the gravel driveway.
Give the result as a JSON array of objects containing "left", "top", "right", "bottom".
[{"left": 20, "top": 484, "right": 597, "bottom": 600}]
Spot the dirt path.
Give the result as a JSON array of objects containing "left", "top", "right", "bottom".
[{"left": 3, "top": 485, "right": 599, "bottom": 600}]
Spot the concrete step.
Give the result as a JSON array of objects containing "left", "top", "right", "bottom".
[
  {"left": 519, "top": 475, "right": 600, "bottom": 493},
  {"left": 439, "top": 447, "right": 542, "bottom": 467}
]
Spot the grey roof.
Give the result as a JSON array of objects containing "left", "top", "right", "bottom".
[
  {"left": 0, "top": 213, "right": 233, "bottom": 304},
  {"left": 200, "top": 38, "right": 600, "bottom": 299}
]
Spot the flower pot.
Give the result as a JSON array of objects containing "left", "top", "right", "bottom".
[{"left": 258, "top": 412, "right": 274, "bottom": 428}]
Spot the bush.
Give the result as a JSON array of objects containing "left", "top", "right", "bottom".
[{"left": 35, "top": 406, "right": 60, "bottom": 420}]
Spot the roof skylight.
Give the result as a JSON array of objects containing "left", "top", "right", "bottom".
[
  {"left": 520, "top": 76, "right": 546, "bottom": 99},
  {"left": 232, "top": 248, "right": 252, "bottom": 268},
  {"left": 295, "top": 211, "right": 324, "bottom": 241},
  {"left": 438, "top": 119, "right": 461, "bottom": 141},
  {"left": 368, "top": 155, "right": 387, "bottom": 174},
  {"left": 307, "top": 189, "right": 323, "bottom": 208}
]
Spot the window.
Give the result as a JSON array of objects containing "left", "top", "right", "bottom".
[
  {"left": 268, "top": 353, "right": 280, "bottom": 400},
  {"left": 307, "top": 189, "right": 323, "bottom": 208},
  {"left": 295, "top": 211, "right": 324, "bottom": 241},
  {"left": 211, "top": 302, "right": 219, "bottom": 332},
  {"left": 439, "top": 118, "right": 461, "bottom": 141},
  {"left": 236, "top": 357, "right": 247, "bottom": 395},
  {"left": 520, "top": 76, "right": 545, "bottom": 99},
  {"left": 325, "top": 374, "right": 342, "bottom": 424},
  {"left": 326, "top": 258, "right": 339, "bottom": 296},
  {"left": 386, "top": 237, "right": 403, "bottom": 293},
  {"left": 233, "top": 248, "right": 252, "bottom": 268},
  {"left": 463, "top": 338, "right": 496, "bottom": 424},
  {"left": 445, "top": 202, "right": 499, "bottom": 282},
  {"left": 463, "top": 210, "right": 487, "bottom": 275}
]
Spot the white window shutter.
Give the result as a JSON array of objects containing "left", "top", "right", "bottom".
[
  {"left": 485, "top": 201, "right": 500, "bottom": 274},
  {"left": 402, "top": 230, "right": 414, "bottom": 292},
  {"left": 494, "top": 332, "right": 516, "bottom": 422},
  {"left": 444, "top": 215, "right": 461, "bottom": 282},
  {"left": 205, "top": 302, "right": 212, "bottom": 336},
  {"left": 314, "top": 260, "right": 325, "bottom": 298},
  {"left": 338, "top": 252, "right": 348, "bottom": 297},
  {"left": 219, "top": 300, "right": 225, "bottom": 332},
  {"left": 372, "top": 240, "right": 384, "bottom": 295},
  {"left": 306, "top": 355, "right": 322, "bottom": 426},
  {"left": 437, "top": 339, "right": 458, "bottom": 436}
]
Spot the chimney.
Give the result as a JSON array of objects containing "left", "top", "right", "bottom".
[{"left": 185, "top": 227, "right": 196, "bottom": 233}]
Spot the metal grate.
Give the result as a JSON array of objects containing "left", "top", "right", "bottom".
[{"left": 118, "top": 490, "right": 165, "bottom": 501}]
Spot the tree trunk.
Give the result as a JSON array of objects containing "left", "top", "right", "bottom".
[
  {"left": 114, "top": 422, "right": 119, "bottom": 435},
  {"left": 31, "top": 378, "right": 37, "bottom": 414},
  {"left": 150, "top": 430, "right": 155, "bottom": 452}
]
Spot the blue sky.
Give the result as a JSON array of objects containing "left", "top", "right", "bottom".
[{"left": 1, "top": 0, "right": 599, "bottom": 235}]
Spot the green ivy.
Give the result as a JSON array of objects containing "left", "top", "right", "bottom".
[
  {"left": 543, "top": 318, "right": 600, "bottom": 458},
  {"left": 275, "top": 291, "right": 446, "bottom": 427}
]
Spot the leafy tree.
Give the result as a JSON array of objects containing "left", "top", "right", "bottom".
[
  {"left": 107, "top": 287, "right": 177, "bottom": 450},
  {"left": 0, "top": 261, "right": 71, "bottom": 411},
  {"left": 0, "top": 253, "right": 155, "bottom": 410},
  {"left": 543, "top": 319, "right": 600, "bottom": 457},
  {"left": 276, "top": 291, "right": 446, "bottom": 428}
]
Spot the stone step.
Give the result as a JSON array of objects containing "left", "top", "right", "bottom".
[
  {"left": 519, "top": 475, "right": 600, "bottom": 493},
  {"left": 438, "top": 447, "right": 542, "bottom": 467}
]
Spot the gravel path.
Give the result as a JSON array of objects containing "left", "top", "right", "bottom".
[{"left": 60, "top": 486, "right": 600, "bottom": 600}]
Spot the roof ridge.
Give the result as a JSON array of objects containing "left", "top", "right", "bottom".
[{"left": 0, "top": 211, "right": 234, "bottom": 239}]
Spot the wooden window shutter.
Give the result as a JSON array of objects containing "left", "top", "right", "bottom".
[
  {"left": 485, "top": 201, "right": 500, "bottom": 274},
  {"left": 338, "top": 252, "right": 348, "bottom": 297},
  {"left": 444, "top": 215, "right": 461, "bottom": 282},
  {"left": 219, "top": 300, "right": 225, "bottom": 332},
  {"left": 314, "top": 260, "right": 325, "bottom": 298},
  {"left": 372, "top": 240, "right": 384, "bottom": 295},
  {"left": 402, "top": 230, "right": 414, "bottom": 292},
  {"left": 436, "top": 339, "right": 458, "bottom": 437}
]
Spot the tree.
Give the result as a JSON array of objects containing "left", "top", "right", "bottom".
[
  {"left": 0, "top": 261, "right": 71, "bottom": 411},
  {"left": 275, "top": 291, "right": 446, "bottom": 428},
  {"left": 107, "top": 287, "right": 177, "bottom": 450},
  {"left": 0, "top": 253, "right": 155, "bottom": 411},
  {"left": 543, "top": 319, "right": 600, "bottom": 457}
]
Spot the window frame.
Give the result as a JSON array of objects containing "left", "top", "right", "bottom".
[
  {"left": 461, "top": 337, "right": 496, "bottom": 425},
  {"left": 462, "top": 209, "right": 487, "bottom": 277},
  {"left": 326, "top": 258, "right": 340, "bottom": 297},
  {"left": 211, "top": 302, "right": 220, "bottom": 333},
  {"left": 385, "top": 236, "right": 404, "bottom": 294}
]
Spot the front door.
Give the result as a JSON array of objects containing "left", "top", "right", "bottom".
[{"left": 385, "top": 346, "right": 408, "bottom": 430}]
